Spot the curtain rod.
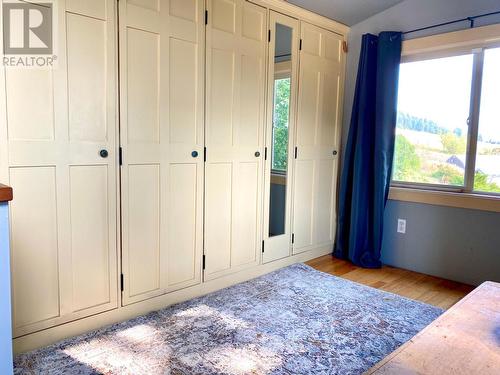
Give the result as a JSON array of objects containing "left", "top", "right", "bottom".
[{"left": 403, "top": 10, "right": 500, "bottom": 35}]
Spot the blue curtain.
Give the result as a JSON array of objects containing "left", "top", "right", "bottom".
[{"left": 334, "top": 32, "right": 402, "bottom": 268}]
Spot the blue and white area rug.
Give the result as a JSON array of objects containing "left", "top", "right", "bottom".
[{"left": 14, "top": 263, "right": 442, "bottom": 374}]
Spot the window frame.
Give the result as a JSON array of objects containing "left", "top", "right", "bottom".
[{"left": 390, "top": 24, "right": 500, "bottom": 209}]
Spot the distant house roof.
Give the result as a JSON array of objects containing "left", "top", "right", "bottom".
[{"left": 447, "top": 155, "right": 465, "bottom": 169}]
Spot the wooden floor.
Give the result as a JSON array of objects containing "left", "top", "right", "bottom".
[{"left": 306, "top": 255, "right": 474, "bottom": 310}]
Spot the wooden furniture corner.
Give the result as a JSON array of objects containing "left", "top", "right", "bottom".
[
  {"left": 366, "top": 281, "right": 500, "bottom": 374},
  {"left": 0, "top": 184, "right": 12, "bottom": 203}
]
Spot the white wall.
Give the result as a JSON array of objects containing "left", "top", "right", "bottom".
[{"left": 342, "top": 0, "right": 500, "bottom": 285}]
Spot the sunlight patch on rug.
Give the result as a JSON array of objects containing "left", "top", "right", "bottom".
[{"left": 14, "top": 264, "right": 442, "bottom": 374}]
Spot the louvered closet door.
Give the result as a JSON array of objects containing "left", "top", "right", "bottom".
[
  {"left": 119, "top": 0, "right": 204, "bottom": 305},
  {"left": 204, "top": 0, "right": 267, "bottom": 280},
  {"left": 292, "top": 22, "right": 344, "bottom": 254},
  {"left": 0, "top": 0, "right": 118, "bottom": 337}
]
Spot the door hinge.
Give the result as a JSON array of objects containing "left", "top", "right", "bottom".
[
  {"left": 299, "top": 39, "right": 302, "bottom": 51},
  {"left": 205, "top": 10, "right": 208, "bottom": 25},
  {"left": 292, "top": 233, "right": 295, "bottom": 244},
  {"left": 119, "top": 147, "right": 123, "bottom": 166},
  {"left": 294, "top": 146, "right": 298, "bottom": 159},
  {"left": 202, "top": 254, "right": 206, "bottom": 270},
  {"left": 264, "top": 147, "right": 267, "bottom": 160},
  {"left": 268, "top": 29, "right": 271, "bottom": 42},
  {"left": 120, "top": 273, "right": 124, "bottom": 292},
  {"left": 262, "top": 240, "right": 265, "bottom": 253},
  {"left": 204, "top": 147, "right": 207, "bottom": 162}
]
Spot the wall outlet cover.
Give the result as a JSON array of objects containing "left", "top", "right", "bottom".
[{"left": 397, "top": 219, "right": 406, "bottom": 234}]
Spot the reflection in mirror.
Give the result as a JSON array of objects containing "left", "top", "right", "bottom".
[{"left": 269, "top": 23, "right": 292, "bottom": 237}]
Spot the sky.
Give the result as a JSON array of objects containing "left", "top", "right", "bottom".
[
  {"left": 397, "top": 48, "right": 499, "bottom": 143},
  {"left": 478, "top": 48, "right": 500, "bottom": 142}
]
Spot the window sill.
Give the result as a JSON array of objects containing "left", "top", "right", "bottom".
[
  {"left": 388, "top": 187, "right": 500, "bottom": 213},
  {"left": 271, "top": 174, "right": 286, "bottom": 186}
]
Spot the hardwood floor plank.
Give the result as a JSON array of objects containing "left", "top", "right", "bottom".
[{"left": 306, "top": 255, "right": 474, "bottom": 309}]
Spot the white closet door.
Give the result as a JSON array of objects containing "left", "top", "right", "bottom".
[
  {"left": 262, "top": 12, "right": 299, "bottom": 264},
  {"left": 205, "top": 0, "right": 267, "bottom": 279},
  {"left": 0, "top": 0, "right": 118, "bottom": 337},
  {"left": 293, "top": 22, "right": 344, "bottom": 254},
  {"left": 120, "top": 0, "right": 204, "bottom": 305}
]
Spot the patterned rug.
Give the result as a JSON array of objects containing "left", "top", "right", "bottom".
[{"left": 14, "top": 263, "right": 442, "bottom": 374}]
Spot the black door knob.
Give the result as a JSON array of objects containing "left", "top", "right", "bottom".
[
  {"left": 191, "top": 151, "right": 198, "bottom": 158},
  {"left": 333, "top": 150, "right": 338, "bottom": 156},
  {"left": 100, "top": 149, "right": 108, "bottom": 158},
  {"left": 255, "top": 151, "right": 260, "bottom": 157}
]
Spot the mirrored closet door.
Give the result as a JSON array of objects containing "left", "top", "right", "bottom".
[{"left": 262, "top": 12, "right": 299, "bottom": 263}]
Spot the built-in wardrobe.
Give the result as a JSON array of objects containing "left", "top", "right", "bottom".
[{"left": 0, "top": 0, "right": 347, "bottom": 352}]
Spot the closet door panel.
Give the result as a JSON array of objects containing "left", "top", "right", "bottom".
[
  {"left": 205, "top": 0, "right": 266, "bottom": 280},
  {"left": 212, "top": 0, "right": 236, "bottom": 33},
  {"left": 170, "top": 0, "right": 196, "bottom": 20},
  {"left": 63, "top": 2, "right": 118, "bottom": 316},
  {"left": 5, "top": 70, "right": 54, "bottom": 141},
  {"left": 66, "top": 14, "right": 107, "bottom": 142},
  {"left": 9, "top": 167, "right": 60, "bottom": 328},
  {"left": 129, "top": 0, "right": 160, "bottom": 12},
  {"left": 67, "top": 0, "right": 107, "bottom": 20},
  {"left": 127, "top": 29, "right": 160, "bottom": 144},
  {"left": 1, "top": 1, "right": 119, "bottom": 337},
  {"left": 240, "top": 55, "right": 263, "bottom": 144},
  {"left": 127, "top": 165, "right": 161, "bottom": 298},
  {"left": 208, "top": 49, "right": 235, "bottom": 145},
  {"left": 296, "top": 69, "right": 320, "bottom": 146},
  {"left": 164, "top": 0, "right": 204, "bottom": 292},
  {"left": 232, "top": 161, "right": 259, "bottom": 266},
  {"left": 120, "top": 0, "right": 204, "bottom": 303},
  {"left": 204, "top": 163, "right": 232, "bottom": 274},
  {"left": 69, "top": 166, "right": 111, "bottom": 311},
  {"left": 321, "top": 73, "right": 340, "bottom": 145},
  {"left": 166, "top": 164, "right": 198, "bottom": 286},
  {"left": 169, "top": 39, "right": 197, "bottom": 143},
  {"left": 293, "top": 22, "right": 343, "bottom": 254},
  {"left": 293, "top": 160, "right": 314, "bottom": 249},
  {"left": 316, "top": 159, "right": 335, "bottom": 244}
]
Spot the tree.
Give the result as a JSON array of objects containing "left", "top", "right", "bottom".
[
  {"left": 272, "top": 78, "right": 291, "bottom": 171},
  {"left": 474, "top": 171, "right": 500, "bottom": 193},
  {"left": 431, "top": 165, "right": 464, "bottom": 185},
  {"left": 393, "top": 134, "right": 421, "bottom": 181},
  {"left": 396, "top": 112, "right": 447, "bottom": 135},
  {"left": 440, "top": 132, "right": 466, "bottom": 154}
]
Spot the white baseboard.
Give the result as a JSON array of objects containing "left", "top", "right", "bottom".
[{"left": 13, "top": 245, "right": 332, "bottom": 354}]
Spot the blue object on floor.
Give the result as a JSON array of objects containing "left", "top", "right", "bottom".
[{"left": 14, "top": 264, "right": 441, "bottom": 374}]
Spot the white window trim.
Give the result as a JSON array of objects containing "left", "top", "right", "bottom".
[
  {"left": 390, "top": 24, "right": 500, "bottom": 211},
  {"left": 274, "top": 60, "right": 292, "bottom": 80}
]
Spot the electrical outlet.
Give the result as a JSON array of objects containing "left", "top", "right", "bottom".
[{"left": 397, "top": 219, "right": 406, "bottom": 234}]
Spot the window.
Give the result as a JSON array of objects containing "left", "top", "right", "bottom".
[
  {"left": 475, "top": 48, "right": 500, "bottom": 193},
  {"left": 393, "top": 47, "right": 500, "bottom": 195},
  {"left": 271, "top": 77, "right": 290, "bottom": 174}
]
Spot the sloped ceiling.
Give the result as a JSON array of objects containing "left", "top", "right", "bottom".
[{"left": 286, "top": 0, "right": 405, "bottom": 26}]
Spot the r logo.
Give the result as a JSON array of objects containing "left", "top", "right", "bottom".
[{"left": 3, "top": 2, "right": 53, "bottom": 55}]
